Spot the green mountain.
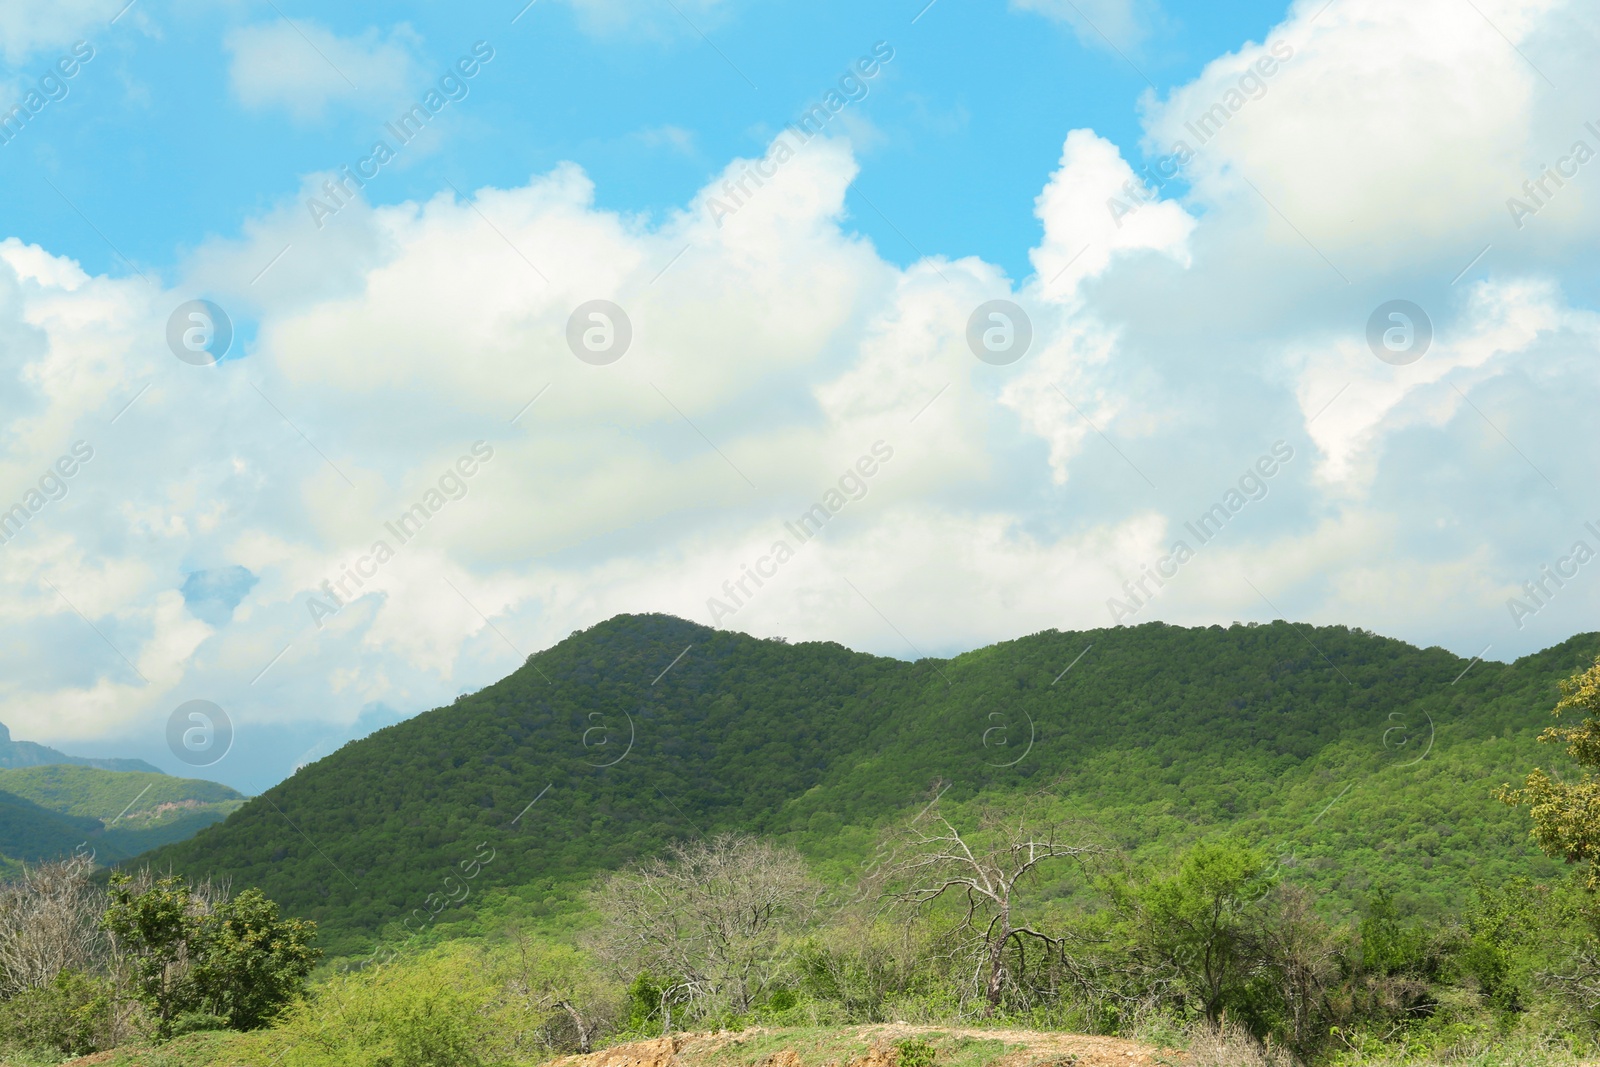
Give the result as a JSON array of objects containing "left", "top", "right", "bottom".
[
  {"left": 0, "top": 789, "right": 104, "bottom": 875},
  {"left": 132, "top": 614, "right": 1599, "bottom": 956},
  {"left": 0, "top": 722, "right": 161, "bottom": 773},
  {"left": 0, "top": 766, "right": 246, "bottom": 873}
]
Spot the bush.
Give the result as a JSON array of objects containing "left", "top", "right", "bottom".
[
  {"left": 895, "top": 1037, "right": 937, "bottom": 1067},
  {"left": 1186, "top": 1018, "right": 1294, "bottom": 1067},
  {"left": 273, "top": 947, "right": 516, "bottom": 1067},
  {"left": 0, "top": 968, "right": 110, "bottom": 1057},
  {"left": 192, "top": 888, "right": 322, "bottom": 1030}
]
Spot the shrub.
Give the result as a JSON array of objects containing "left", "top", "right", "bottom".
[
  {"left": 192, "top": 888, "right": 322, "bottom": 1030},
  {"left": 1186, "top": 1018, "right": 1294, "bottom": 1067},
  {"left": 0, "top": 968, "right": 110, "bottom": 1057},
  {"left": 895, "top": 1037, "right": 937, "bottom": 1067},
  {"left": 273, "top": 947, "right": 510, "bottom": 1067}
]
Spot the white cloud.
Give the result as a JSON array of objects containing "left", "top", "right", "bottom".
[
  {"left": 225, "top": 21, "right": 420, "bottom": 122},
  {"left": 3, "top": 0, "right": 1600, "bottom": 792},
  {"left": 0, "top": 0, "right": 114, "bottom": 66},
  {"left": 1030, "top": 128, "right": 1196, "bottom": 302},
  {"left": 1141, "top": 0, "right": 1592, "bottom": 261}
]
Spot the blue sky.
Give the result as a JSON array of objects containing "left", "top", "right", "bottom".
[
  {"left": 9, "top": 0, "right": 1288, "bottom": 285},
  {"left": 2, "top": 0, "right": 1598, "bottom": 793}
]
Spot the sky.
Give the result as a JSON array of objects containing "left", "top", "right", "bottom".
[{"left": 0, "top": 0, "right": 1596, "bottom": 793}]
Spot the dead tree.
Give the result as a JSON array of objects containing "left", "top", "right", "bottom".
[
  {"left": 591, "top": 833, "right": 821, "bottom": 1026},
  {"left": 0, "top": 853, "right": 108, "bottom": 997},
  {"left": 889, "top": 806, "right": 1097, "bottom": 1015}
]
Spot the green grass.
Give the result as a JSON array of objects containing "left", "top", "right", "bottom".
[{"left": 0, "top": 1028, "right": 270, "bottom": 1066}]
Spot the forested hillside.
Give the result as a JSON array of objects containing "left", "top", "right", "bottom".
[
  {"left": 0, "top": 766, "right": 245, "bottom": 874},
  {"left": 135, "top": 615, "right": 1599, "bottom": 955},
  {"left": 0, "top": 765, "right": 244, "bottom": 860}
]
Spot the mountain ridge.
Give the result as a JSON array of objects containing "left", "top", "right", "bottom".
[
  {"left": 130, "top": 614, "right": 1600, "bottom": 955},
  {"left": 0, "top": 721, "right": 162, "bottom": 774}
]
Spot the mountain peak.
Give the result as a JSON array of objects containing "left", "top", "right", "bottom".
[{"left": 0, "top": 722, "right": 162, "bottom": 774}]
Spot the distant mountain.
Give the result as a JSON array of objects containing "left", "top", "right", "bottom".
[
  {"left": 0, "top": 722, "right": 162, "bottom": 774},
  {"left": 0, "top": 765, "right": 246, "bottom": 875},
  {"left": 0, "top": 789, "right": 103, "bottom": 875},
  {"left": 131, "top": 615, "right": 1600, "bottom": 956}
]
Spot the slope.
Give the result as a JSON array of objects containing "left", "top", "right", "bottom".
[
  {"left": 0, "top": 765, "right": 246, "bottom": 862},
  {"left": 131, "top": 615, "right": 1600, "bottom": 954},
  {"left": 0, "top": 788, "right": 104, "bottom": 874}
]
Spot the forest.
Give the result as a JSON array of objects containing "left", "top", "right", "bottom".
[{"left": 139, "top": 614, "right": 1595, "bottom": 954}]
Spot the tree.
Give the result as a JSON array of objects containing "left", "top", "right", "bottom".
[
  {"left": 591, "top": 834, "right": 820, "bottom": 1027},
  {"left": 99, "top": 873, "right": 319, "bottom": 1037},
  {"left": 1114, "top": 840, "right": 1276, "bottom": 1022},
  {"left": 796, "top": 909, "right": 939, "bottom": 1023},
  {"left": 190, "top": 889, "right": 320, "bottom": 1030},
  {"left": 887, "top": 804, "right": 1097, "bottom": 1014},
  {"left": 504, "top": 932, "right": 620, "bottom": 1053},
  {"left": 1499, "top": 654, "right": 1600, "bottom": 887},
  {"left": 0, "top": 854, "right": 106, "bottom": 998},
  {"left": 99, "top": 875, "right": 197, "bottom": 1037},
  {"left": 1252, "top": 883, "right": 1338, "bottom": 1052}
]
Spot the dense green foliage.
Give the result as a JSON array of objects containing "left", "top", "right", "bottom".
[
  {"left": 0, "top": 968, "right": 109, "bottom": 1057},
  {"left": 1106, "top": 839, "right": 1280, "bottom": 1022},
  {"left": 1499, "top": 656, "right": 1600, "bottom": 888},
  {"left": 0, "top": 860, "right": 317, "bottom": 1060},
  {"left": 0, "top": 766, "right": 243, "bottom": 875},
  {"left": 9, "top": 627, "right": 1600, "bottom": 1065},
  {"left": 0, "top": 766, "right": 242, "bottom": 821},
  {"left": 101, "top": 874, "right": 320, "bottom": 1038},
  {"left": 135, "top": 614, "right": 1599, "bottom": 955},
  {"left": 0, "top": 789, "right": 102, "bottom": 874},
  {"left": 58, "top": 827, "right": 1600, "bottom": 1067}
]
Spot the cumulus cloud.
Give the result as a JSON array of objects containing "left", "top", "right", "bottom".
[
  {"left": 1030, "top": 128, "right": 1196, "bottom": 302},
  {"left": 2, "top": 0, "right": 1600, "bottom": 794}
]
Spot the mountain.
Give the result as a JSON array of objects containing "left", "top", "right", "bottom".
[
  {"left": 131, "top": 614, "right": 1600, "bottom": 956},
  {"left": 0, "top": 789, "right": 104, "bottom": 875},
  {"left": 0, "top": 722, "right": 162, "bottom": 774},
  {"left": 0, "top": 766, "right": 246, "bottom": 873}
]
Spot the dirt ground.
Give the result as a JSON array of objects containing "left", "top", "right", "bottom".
[{"left": 549, "top": 1023, "right": 1187, "bottom": 1067}]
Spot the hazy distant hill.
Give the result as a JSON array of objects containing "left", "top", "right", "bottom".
[
  {"left": 0, "top": 765, "right": 245, "bottom": 874},
  {"left": 133, "top": 614, "right": 1599, "bottom": 955},
  {"left": 0, "top": 722, "right": 161, "bottom": 774}
]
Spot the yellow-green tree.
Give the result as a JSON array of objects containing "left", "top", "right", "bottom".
[{"left": 1499, "top": 655, "right": 1600, "bottom": 887}]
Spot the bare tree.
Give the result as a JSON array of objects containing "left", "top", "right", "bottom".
[
  {"left": 887, "top": 805, "right": 1098, "bottom": 1015},
  {"left": 1253, "top": 884, "right": 1339, "bottom": 1051},
  {"left": 0, "top": 853, "right": 108, "bottom": 997},
  {"left": 591, "top": 834, "right": 821, "bottom": 1026}
]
